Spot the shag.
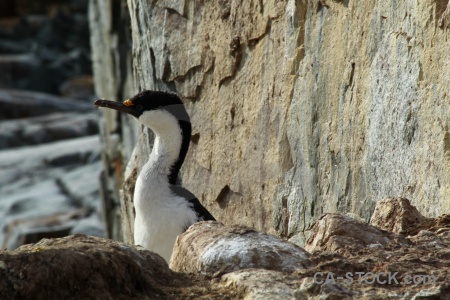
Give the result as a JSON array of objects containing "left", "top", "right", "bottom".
[{"left": 95, "top": 90, "right": 215, "bottom": 262}]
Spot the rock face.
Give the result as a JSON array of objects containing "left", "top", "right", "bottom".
[
  {"left": 89, "top": 0, "right": 135, "bottom": 242},
  {"left": 90, "top": 0, "right": 450, "bottom": 246}
]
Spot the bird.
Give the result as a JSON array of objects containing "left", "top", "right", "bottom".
[{"left": 94, "top": 90, "right": 215, "bottom": 262}]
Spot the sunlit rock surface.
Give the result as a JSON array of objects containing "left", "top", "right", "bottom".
[
  {"left": 91, "top": 0, "right": 450, "bottom": 247},
  {"left": 170, "top": 221, "right": 311, "bottom": 275}
]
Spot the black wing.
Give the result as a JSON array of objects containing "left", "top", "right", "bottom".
[{"left": 170, "top": 185, "right": 215, "bottom": 231}]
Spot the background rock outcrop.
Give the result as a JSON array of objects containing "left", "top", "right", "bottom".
[
  {"left": 91, "top": 1, "right": 450, "bottom": 245},
  {"left": 0, "top": 91, "right": 104, "bottom": 249},
  {"left": 0, "top": 0, "right": 104, "bottom": 250},
  {"left": 0, "top": 0, "right": 91, "bottom": 95}
]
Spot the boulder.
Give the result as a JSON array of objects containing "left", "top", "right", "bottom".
[
  {"left": 305, "top": 213, "right": 411, "bottom": 253},
  {"left": 370, "top": 197, "right": 450, "bottom": 236},
  {"left": 170, "top": 221, "right": 311, "bottom": 275},
  {"left": 0, "top": 235, "right": 174, "bottom": 299},
  {"left": 221, "top": 269, "right": 306, "bottom": 300}
]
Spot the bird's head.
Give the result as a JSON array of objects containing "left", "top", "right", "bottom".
[{"left": 94, "top": 90, "right": 190, "bottom": 133}]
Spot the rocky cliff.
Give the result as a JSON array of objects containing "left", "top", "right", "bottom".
[{"left": 90, "top": 0, "right": 450, "bottom": 245}]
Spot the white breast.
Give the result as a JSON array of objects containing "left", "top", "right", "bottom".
[{"left": 133, "top": 165, "right": 198, "bottom": 262}]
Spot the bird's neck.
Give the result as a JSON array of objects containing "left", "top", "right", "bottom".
[{"left": 143, "top": 121, "right": 191, "bottom": 185}]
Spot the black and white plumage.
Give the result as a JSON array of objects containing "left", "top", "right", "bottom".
[{"left": 95, "top": 90, "right": 215, "bottom": 262}]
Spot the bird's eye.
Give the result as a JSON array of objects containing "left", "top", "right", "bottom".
[{"left": 136, "top": 105, "right": 143, "bottom": 111}]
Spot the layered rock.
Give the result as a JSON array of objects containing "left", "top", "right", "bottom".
[{"left": 0, "top": 89, "right": 98, "bottom": 149}]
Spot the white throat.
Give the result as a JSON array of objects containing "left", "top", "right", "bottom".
[{"left": 139, "top": 110, "right": 183, "bottom": 179}]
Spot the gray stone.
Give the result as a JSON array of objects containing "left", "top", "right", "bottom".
[
  {"left": 170, "top": 221, "right": 311, "bottom": 275},
  {"left": 0, "top": 179, "right": 76, "bottom": 249},
  {"left": 89, "top": 0, "right": 135, "bottom": 242},
  {"left": 57, "top": 161, "right": 103, "bottom": 209}
]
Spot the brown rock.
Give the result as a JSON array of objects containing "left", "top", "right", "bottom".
[
  {"left": 296, "top": 213, "right": 450, "bottom": 299},
  {"left": 170, "top": 221, "right": 311, "bottom": 275},
  {"left": 370, "top": 197, "right": 450, "bottom": 236},
  {"left": 305, "top": 213, "right": 411, "bottom": 253},
  {"left": 0, "top": 235, "right": 172, "bottom": 299},
  {"left": 369, "top": 197, "right": 431, "bottom": 235}
]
